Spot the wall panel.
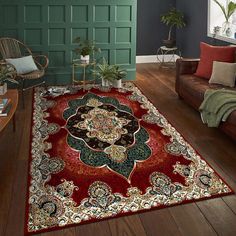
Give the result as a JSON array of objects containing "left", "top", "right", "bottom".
[{"left": 0, "top": 0, "right": 136, "bottom": 84}]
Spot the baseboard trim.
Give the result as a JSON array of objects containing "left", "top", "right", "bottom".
[{"left": 136, "top": 54, "right": 180, "bottom": 64}]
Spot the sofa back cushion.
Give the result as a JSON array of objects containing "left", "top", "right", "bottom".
[
  {"left": 194, "top": 42, "right": 236, "bottom": 79},
  {"left": 209, "top": 61, "right": 236, "bottom": 87}
]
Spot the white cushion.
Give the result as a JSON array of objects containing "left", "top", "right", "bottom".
[
  {"left": 5, "top": 55, "right": 38, "bottom": 74},
  {"left": 209, "top": 61, "right": 236, "bottom": 87}
]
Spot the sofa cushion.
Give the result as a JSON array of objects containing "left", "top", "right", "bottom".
[
  {"left": 178, "top": 75, "right": 227, "bottom": 109},
  {"left": 195, "top": 42, "right": 236, "bottom": 79},
  {"left": 209, "top": 61, "right": 236, "bottom": 87}
]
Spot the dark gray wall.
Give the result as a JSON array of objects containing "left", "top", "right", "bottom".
[
  {"left": 137, "top": 0, "right": 233, "bottom": 57},
  {"left": 176, "top": 0, "right": 229, "bottom": 57},
  {"left": 137, "top": 0, "right": 176, "bottom": 55}
]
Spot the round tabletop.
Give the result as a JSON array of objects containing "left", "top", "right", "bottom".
[
  {"left": 72, "top": 59, "right": 96, "bottom": 67},
  {"left": 0, "top": 89, "right": 18, "bottom": 133}
]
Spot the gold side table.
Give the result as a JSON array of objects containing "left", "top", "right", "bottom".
[
  {"left": 156, "top": 46, "right": 181, "bottom": 68},
  {"left": 72, "top": 59, "right": 96, "bottom": 90}
]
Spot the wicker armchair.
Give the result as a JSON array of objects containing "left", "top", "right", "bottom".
[{"left": 0, "top": 37, "right": 49, "bottom": 107}]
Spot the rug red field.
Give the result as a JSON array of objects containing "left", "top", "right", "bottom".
[{"left": 25, "top": 83, "right": 233, "bottom": 234}]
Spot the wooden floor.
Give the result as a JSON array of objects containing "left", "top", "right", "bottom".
[{"left": 1, "top": 63, "right": 236, "bottom": 236}]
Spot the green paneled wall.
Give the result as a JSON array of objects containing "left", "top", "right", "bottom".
[{"left": 0, "top": 0, "right": 137, "bottom": 85}]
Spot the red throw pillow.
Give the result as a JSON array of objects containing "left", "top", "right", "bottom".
[{"left": 195, "top": 42, "right": 236, "bottom": 79}]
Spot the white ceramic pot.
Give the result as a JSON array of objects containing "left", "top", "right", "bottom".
[
  {"left": 102, "top": 78, "right": 111, "bottom": 87},
  {"left": 0, "top": 83, "right": 7, "bottom": 95},
  {"left": 112, "top": 79, "right": 122, "bottom": 88},
  {"left": 80, "top": 55, "right": 90, "bottom": 64}
]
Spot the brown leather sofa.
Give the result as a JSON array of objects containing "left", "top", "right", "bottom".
[{"left": 176, "top": 58, "right": 236, "bottom": 141}]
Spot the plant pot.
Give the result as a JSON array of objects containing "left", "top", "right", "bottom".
[
  {"left": 81, "top": 55, "right": 90, "bottom": 64},
  {"left": 0, "top": 83, "right": 7, "bottom": 95},
  {"left": 162, "top": 39, "right": 176, "bottom": 48},
  {"left": 102, "top": 78, "right": 111, "bottom": 87},
  {"left": 112, "top": 79, "right": 122, "bottom": 88}
]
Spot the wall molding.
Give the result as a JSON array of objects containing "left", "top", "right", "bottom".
[
  {"left": 136, "top": 54, "right": 180, "bottom": 64},
  {"left": 0, "top": 0, "right": 137, "bottom": 83}
]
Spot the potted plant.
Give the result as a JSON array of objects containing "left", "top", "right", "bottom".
[
  {"left": 213, "top": 0, "right": 236, "bottom": 36},
  {"left": 73, "top": 37, "right": 101, "bottom": 64},
  {"left": 92, "top": 58, "right": 127, "bottom": 88},
  {"left": 0, "top": 62, "right": 18, "bottom": 95},
  {"left": 113, "top": 65, "right": 127, "bottom": 88},
  {"left": 160, "top": 7, "right": 186, "bottom": 48},
  {"left": 92, "top": 58, "right": 115, "bottom": 87}
]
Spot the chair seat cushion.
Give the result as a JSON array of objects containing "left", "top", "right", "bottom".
[
  {"left": 5, "top": 55, "right": 38, "bottom": 74},
  {"left": 20, "top": 69, "right": 45, "bottom": 79}
]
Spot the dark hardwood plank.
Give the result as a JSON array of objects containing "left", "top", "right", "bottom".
[
  {"left": 223, "top": 195, "right": 236, "bottom": 215},
  {"left": 0, "top": 112, "right": 25, "bottom": 236},
  {"left": 140, "top": 208, "right": 182, "bottom": 236},
  {"left": 44, "top": 229, "right": 71, "bottom": 236},
  {"left": 75, "top": 221, "right": 111, "bottom": 236},
  {"left": 0, "top": 141, "right": 17, "bottom": 236},
  {"left": 43, "top": 230, "right": 64, "bottom": 236},
  {"left": 17, "top": 91, "right": 32, "bottom": 161},
  {"left": 63, "top": 228, "right": 76, "bottom": 236},
  {"left": 169, "top": 203, "right": 217, "bottom": 236},
  {"left": 4, "top": 160, "right": 28, "bottom": 236},
  {"left": 108, "top": 215, "right": 147, "bottom": 236},
  {"left": 197, "top": 198, "right": 236, "bottom": 235}
]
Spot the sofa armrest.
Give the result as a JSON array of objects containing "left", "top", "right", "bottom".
[
  {"left": 175, "top": 58, "right": 200, "bottom": 95},
  {"left": 176, "top": 58, "right": 200, "bottom": 76}
]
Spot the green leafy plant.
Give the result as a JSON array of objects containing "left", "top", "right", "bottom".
[
  {"left": 213, "top": 0, "right": 236, "bottom": 23},
  {"left": 92, "top": 58, "right": 116, "bottom": 82},
  {"left": 0, "top": 63, "right": 18, "bottom": 86},
  {"left": 73, "top": 37, "right": 101, "bottom": 57},
  {"left": 92, "top": 58, "right": 127, "bottom": 82},
  {"left": 161, "top": 7, "right": 186, "bottom": 40},
  {"left": 114, "top": 65, "right": 127, "bottom": 80}
]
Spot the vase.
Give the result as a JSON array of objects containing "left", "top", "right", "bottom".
[
  {"left": 0, "top": 83, "right": 7, "bottom": 95},
  {"left": 222, "top": 22, "right": 233, "bottom": 37},
  {"left": 101, "top": 78, "right": 111, "bottom": 87},
  {"left": 81, "top": 55, "right": 90, "bottom": 64},
  {"left": 112, "top": 79, "right": 122, "bottom": 88}
]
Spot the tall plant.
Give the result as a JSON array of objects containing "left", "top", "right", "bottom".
[
  {"left": 213, "top": 0, "right": 236, "bottom": 23},
  {"left": 161, "top": 7, "right": 186, "bottom": 40}
]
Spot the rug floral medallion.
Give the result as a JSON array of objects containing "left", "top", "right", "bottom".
[{"left": 26, "top": 83, "right": 233, "bottom": 234}]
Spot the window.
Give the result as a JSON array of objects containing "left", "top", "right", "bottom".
[{"left": 208, "top": 0, "right": 236, "bottom": 43}]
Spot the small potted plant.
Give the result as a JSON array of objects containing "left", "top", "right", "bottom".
[
  {"left": 92, "top": 58, "right": 127, "bottom": 88},
  {"left": 73, "top": 37, "right": 101, "bottom": 64},
  {"left": 0, "top": 62, "right": 18, "bottom": 95},
  {"left": 92, "top": 58, "right": 115, "bottom": 87},
  {"left": 113, "top": 65, "right": 127, "bottom": 88},
  {"left": 161, "top": 7, "right": 186, "bottom": 48}
]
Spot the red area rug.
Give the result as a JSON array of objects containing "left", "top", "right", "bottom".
[{"left": 25, "top": 83, "right": 233, "bottom": 234}]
